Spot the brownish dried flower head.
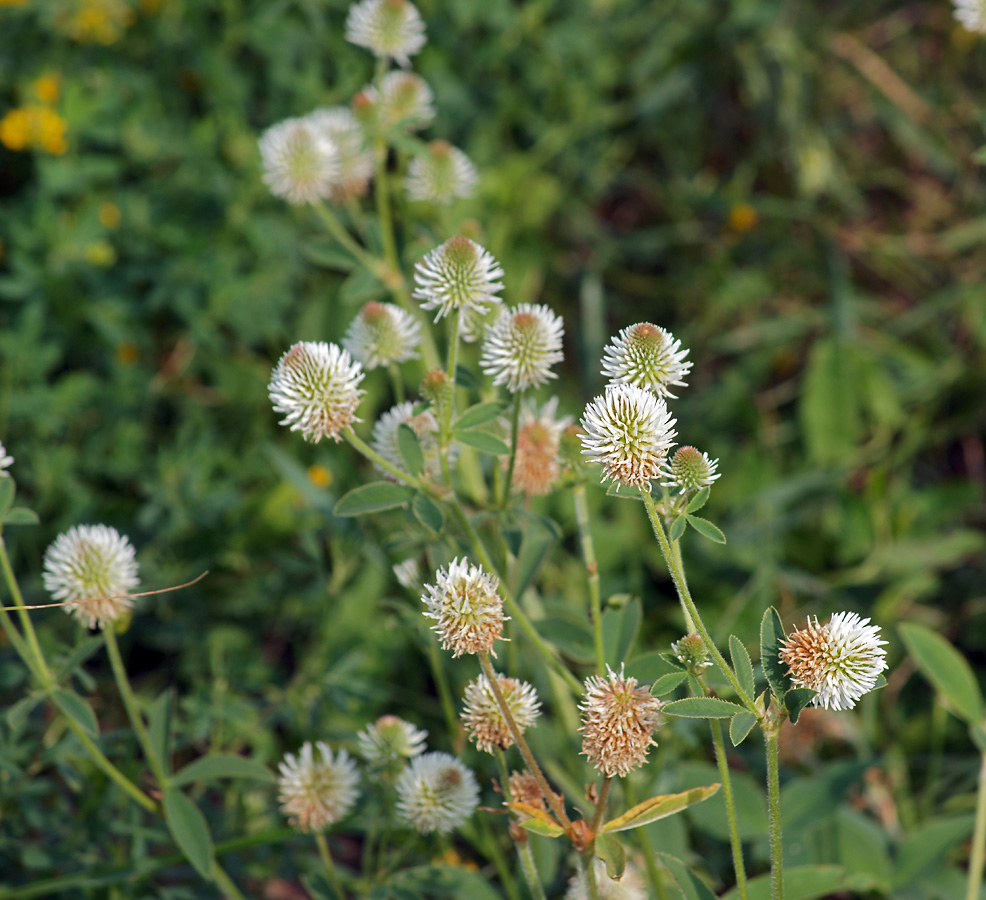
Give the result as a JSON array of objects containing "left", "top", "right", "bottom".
[
  {"left": 461, "top": 672, "right": 540, "bottom": 753},
  {"left": 579, "top": 666, "right": 661, "bottom": 777}
]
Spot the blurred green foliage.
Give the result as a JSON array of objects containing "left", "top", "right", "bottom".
[{"left": 1, "top": 0, "right": 985, "bottom": 897}]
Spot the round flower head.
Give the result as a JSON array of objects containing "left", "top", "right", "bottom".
[
  {"left": 422, "top": 558, "right": 506, "bottom": 657},
  {"left": 42, "top": 525, "right": 140, "bottom": 630},
  {"left": 509, "top": 397, "right": 573, "bottom": 498},
  {"left": 461, "top": 672, "right": 541, "bottom": 753},
  {"left": 580, "top": 384, "right": 676, "bottom": 489},
  {"left": 406, "top": 141, "right": 478, "bottom": 205},
  {"left": 601, "top": 323, "right": 693, "bottom": 399},
  {"left": 277, "top": 741, "right": 359, "bottom": 832},
  {"left": 303, "top": 107, "right": 374, "bottom": 201},
  {"left": 954, "top": 0, "right": 986, "bottom": 32},
  {"left": 396, "top": 751, "right": 479, "bottom": 833},
  {"left": 413, "top": 236, "right": 504, "bottom": 340},
  {"left": 671, "top": 634, "right": 710, "bottom": 672},
  {"left": 269, "top": 342, "right": 365, "bottom": 443},
  {"left": 0, "top": 440, "right": 13, "bottom": 477},
  {"left": 370, "top": 401, "right": 445, "bottom": 481},
  {"left": 343, "top": 302, "right": 421, "bottom": 370},
  {"left": 480, "top": 303, "right": 565, "bottom": 393},
  {"left": 660, "top": 446, "right": 720, "bottom": 494},
  {"left": 566, "top": 858, "right": 648, "bottom": 900},
  {"left": 579, "top": 666, "right": 661, "bottom": 777},
  {"left": 364, "top": 71, "right": 435, "bottom": 131},
  {"left": 259, "top": 117, "right": 339, "bottom": 205},
  {"left": 345, "top": 0, "right": 426, "bottom": 66},
  {"left": 780, "top": 612, "right": 888, "bottom": 711},
  {"left": 357, "top": 715, "right": 428, "bottom": 768}
]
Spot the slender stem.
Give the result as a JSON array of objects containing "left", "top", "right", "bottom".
[
  {"left": 590, "top": 776, "right": 613, "bottom": 837},
  {"left": 425, "top": 631, "right": 460, "bottom": 742},
  {"left": 440, "top": 310, "right": 461, "bottom": 488},
  {"left": 518, "top": 840, "right": 547, "bottom": 900},
  {"left": 966, "top": 751, "right": 986, "bottom": 900},
  {"left": 0, "top": 535, "right": 50, "bottom": 681},
  {"left": 709, "top": 718, "right": 749, "bottom": 900},
  {"left": 572, "top": 484, "right": 605, "bottom": 674},
  {"left": 667, "top": 538, "right": 696, "bottom": 634},
  {"left": 343, "top": 428, "right": 424, "bottom": 489},
  {"left": 479, "top": 651, "right": 571, "bottom": 829},
  {"left": 312, "top": 201, "right": 380, "bottom": 272},
  {"left": 387, "top": 362, "right": 405, "bottom": 404},
  {"left": 451, "top": 501, "right": 582, "bottom": 695},
  {"left": 581, "top": 851, "right": 601, "bottom": 900},
  {"left": 624, "top": 780, "right": 669, "bottom": 900},
  {"left": 765, "top": 727, "right": 784, "bottom": 900},
  {"left": 500, "top": 391, "right": 522, "bottom": 507},
  {"left": 210, "top": 860, "right": 248, "bottom": 900},
  {"left": 103, "top": 628, "right": 170, "bottom": 787},
  {"left": 315, "top": 832, "right": 347, "bottom": 900},
  {"left": 0, "top": 597, "right": 36, "bottom": 678},
  {"left": 474, "top": 816, "right": 523, "bottom": 900},
  {"left": 372, "top": 58, "right": 399, "bottom": 280},
  {"left": 641, "top": 492, "right": 754, "bottom": 711}
]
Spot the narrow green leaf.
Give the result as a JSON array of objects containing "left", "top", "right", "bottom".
[
  {"left": 453, "top": 365, "right": 479, "bottom": 390},
  {"left": 685, "top": 515, "right": 726, "bottom": 544},
  {"left": 685, "top": 487, "right": 710, "bottom": 514},
  {"left": 334, "top": 482, "right": 415, "bottom": 516},
  {"left": 397, "top": 425, "right": 424, "bottom": 478},
  {"left": 603, "top": 785, "right": 720, "bottom": 833},
  {"left": 162, "top": 789, "right": 214, "bottom": 879},
  {"left": 3, "top": 507, "right": 39, "bottom": 526},
  {"left": 519, "top": 818, "right": 566, "bottom": 838},
  {"left": 656, "top": 852, "right": 718, "bottom": 900},
  {"left": 0, "top": 479, "right": 13, "bottom": 514},
  {"left": 663, "top": 697, "right": 747, "bottom": 719},
  {"left": 669, "top": 516, "right": 687, "bottom": 542},
  {"left": 652, "top": 672, "right": 688, "bottom": 696},
  {"left": 512, "top": 515, "right": 559, "bottom": 600},
  {"left": 148, "top": 690, "right": 174, "bottom": 776},
  {"left": 6, "top": 695, "right": 41, "bottom": 731},
  {"left": 730, "top": 635, "right": 755, "bottom": 699},
  {"left": 339, "top": 266, "right": 386, "bottom": 305},
  {"left": 595, "top": 833, "right": 626, "bottom": 879},
  {"left": 899, "top": 623, "right": 985, "bottom": 725},
  {"left": 411, "top": 494, "right": 444, "bottom": 533},
  {"left": 893, "top": 815, "right": 976, "bottom": 887},
  {"left": 171, "top": 754, "right": 275, "bottom": 788},
  {"left": 50, "top": 688, "right": 99, "bottom": 738},
  {"left": 454, "top": 401, "right": 507, "bottom": 430},
  {"left": 784, "top": 688, "right": 817, "bottom": 724},
  {"left": 453, "top": 429, "right": 510, "bottom": 456},
  {"left": 55, "top": 636, "right": 103, "bottom": 682},
  {"left": 729, "top": 712, "right": 757, "bottom": 747},
  {"left": 760, "top": 606, "right": 792, "bottom": 701},
  {"left": 301, "top": 239, "right": 356, "bottom": 272},
  {"left": 303, "top": 872, "right": 345, "bottom": 900}
]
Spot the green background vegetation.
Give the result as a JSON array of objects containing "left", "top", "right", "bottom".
[{"left": 0, "top": 0, "right": 984, "bottom": 897}]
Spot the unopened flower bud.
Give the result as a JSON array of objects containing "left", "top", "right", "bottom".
[
  {"left": 671, "top": 634, "right": 709, "bottom": 672},
  {"left": 661, "top": 446, "right": 720, "bottom": 494}
]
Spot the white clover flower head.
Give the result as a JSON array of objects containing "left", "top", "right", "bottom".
[
  {"left": 413, "top": 235, "right": 504, "bottom": 340},
  {"left": 0, "top": 440, "right": 13, "bottom": 477},
  {"left": 580, "top": 384, "right": 676, "bottom": 489},
  {"left": 509, "top": 397, "right": 573, "bottom": 498},
  {"left": 406, "top": 141, "right": 478, "bottom": 205},
  {"left": 357, "top": 715, "right": 428, "bottom": 767},
  {"left": 660, "top": 445, "right": 720, "bottom": 494},
  {"left": 480, "top": 303, "right": 565, "bottom": 393},
  {"left": 601, "top": 322, "right": 693, "bottom": 399},
  {"left": 780, "top": 612, "right": 888, "bottom": 711},
  {"left": 461, "top": 672, "right": 541, "bottom": 753},
  {"left": 954, "top": 0, "right": 986, "bottom": 32},
  {"left": 579, "top": 665, "right": 661, "bottom": 777},
  {"left": 422, "top": 558, "right": 506, "bottom": 657},
  {"left": 370, "top": 401, "right": 446, "bottom": 481},
  {"left": 343, "top": 302, "right": 421, "bottom": 370},
  {"left": 393, "top": 558, "right": 421, "bottom": 591},
  {"left": 42, "top": 525, "right": 140, "bottom": 630},
  {"left": 278, "top": 742, "right": 360, "bottom": 832},
  {"left": 395, "top": 751, "right": 479, "bottom": 833},
  {"left": 259, "top": 118, "right": 339, "bottom": 205},
  {"left": 345, "top": 0, "right": 426, "bottom": 66},
  {"left": 269, "top": 342, "right": 365, "bottom": 443},
  {"left": 303, "top": 107, "right": 374, "bottom": 201},
  {"left": 566, "top": 858, "right": 648, "bottom": 900},
  {"left": 365, "top": 72, "right": 435, "bottom": 130}
]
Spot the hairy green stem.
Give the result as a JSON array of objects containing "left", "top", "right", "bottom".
[
  {"left": 500, "top": 391, "right": 522, "bottom": 507},
  {"left": 315, "top": 832, "right": 346, "bottom": 899},
  {"left": 479, "top": 651, "right": 571, "bottom": 829},
  {"left": 582, "top": 851, "right": 601, "bottom": 900},
  {"left": 641, "top": 492, "right": 754, "bottom": 711},
  {"left": 667, "top": 537, "right": 696, "bottom": 634},
  {"left": 765, "top": 727, "right": 784, "bottom": 900},
  {"left": 388, "top": 362, "right": 405, "bottom": 403},
  {"left": 517, "top": 840, "right": 547, "bottom": 900},
  {"left": 343, "top": 428, "right": 424, "bottom": 489},
  {"left": 440, "top": 310, "right": 461, "bottom": 488},
  {"left": 624, "top": 780, "right": 669, "bottom": 900},
  {"left": 572, "top": 484, "right": 605, "bottom": 674},
  {"left": 710, "top": 718, "right": 749, "bottom": 900},
  {"left": 0, "top": 535, "right": 49, "bottom": 681},
  {"left": 967, "top": 751, "right": 986, "bottom": 900},
  {"left": 104, "top": 627, "right": 170, "bottom": 787}
]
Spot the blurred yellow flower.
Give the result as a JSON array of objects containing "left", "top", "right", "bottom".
[
  {"left": 55, "top": 0, "right": 136, "bottom": 44},
  {"left": 99, "top": 202, "right": 122, "bottom": 228},
  {"left": 116, "top": 343, "right": 139, "bottom": 365},
  {"left": 84, "top": 241, "right": 117, "bottom": 267},
  {"left": 33, "top": 74, "right": 61, "bottom": 105},
  {"left": 0, "top": 106, "right": 68, "bottom": 155},
  {"left": 727, "top": 203, "right": 759, "bottom": 234},
  {"left": 306, "top": 464, "right": 332, "bottom": 488}
]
